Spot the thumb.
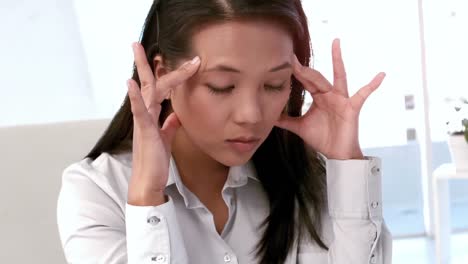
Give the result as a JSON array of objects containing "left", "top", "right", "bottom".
[
  {"left": 161, "top": 112, "right": 181, "bottom": 145},
  {"left": 275, "top": 113, "right": 301, "bottom": 135}
]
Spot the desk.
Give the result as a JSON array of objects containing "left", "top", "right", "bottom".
[{"left": 432, "top": 164, "right": 468, "bottom": 264}]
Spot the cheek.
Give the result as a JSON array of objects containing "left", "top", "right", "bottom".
[
  {"left": 263, "top": 90, "right": 291, "bottom": 121},
  {"left": 171, "top": 84, "right": 224, "bottom": 131}
]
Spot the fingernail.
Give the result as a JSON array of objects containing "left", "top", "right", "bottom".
[{"left": 190, "top": 56, "right": 200, "bottom": 65}]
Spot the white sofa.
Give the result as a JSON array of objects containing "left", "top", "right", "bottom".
[{"left": 0, "top": 119, "right": 110, "bottom": 264}]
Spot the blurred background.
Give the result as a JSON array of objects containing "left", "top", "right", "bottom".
[{"left": 0, "top": 0, "right": 467, "bottom": 263}]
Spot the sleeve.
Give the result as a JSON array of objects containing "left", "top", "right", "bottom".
[
  {"left": 125, "top": 200, "right": 188, "bottom": 263},
  {"left": 297, "top": 156, "right": 393, "bottom": 264},
  {"left": 56, "top": 164, "right": 188, "bottom": 264}
]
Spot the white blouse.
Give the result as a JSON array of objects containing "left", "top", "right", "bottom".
[{"left": 57, "top": 151, "right": 392, "bottom": 264}]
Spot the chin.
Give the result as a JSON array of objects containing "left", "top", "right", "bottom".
[{"left": 212, "top": 150, "right": 256, "bottom": 167}]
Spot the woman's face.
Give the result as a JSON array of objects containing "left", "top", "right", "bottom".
[{"left": 169, "top": 20, "right": 294, "bottom": 166}]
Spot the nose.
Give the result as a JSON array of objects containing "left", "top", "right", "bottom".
[{"left": 232, "top": 90, "right": 262, "bottom": 125}]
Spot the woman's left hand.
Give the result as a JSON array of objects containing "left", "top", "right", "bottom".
[{"left": 275, "top": 39, "right": 386, "bottom": 160}]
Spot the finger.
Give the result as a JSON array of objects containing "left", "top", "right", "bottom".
[
  {"left": 155, "top": 56, "right": 201, "bottom": 103},
  {"left": 332, "top": 38, "right": 349, "bottom": 97},
  {"left": 148, "top": 104, "right": 162, "bottom": 127},
  {"left": 160, "top": 112, "right": 181, "bottom": 146},
  {"left": 275, "top": 113, "right": 302, "bottom": 135},
  {"left": 292, "top": 55, "right": 332, "bottom": 95},
  {"left": 351, "top": 72, "right": 386, "bottom": 110},
  {"left": 133, "top": 43, "right": 156, "bottom": 95},
  {"left": 127, "top": 79, "right": 152, "bottom": 130}
]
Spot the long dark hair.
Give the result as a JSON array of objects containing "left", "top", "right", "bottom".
[{"left": 86, "top": 0, "right": 328, "bottom": 263}]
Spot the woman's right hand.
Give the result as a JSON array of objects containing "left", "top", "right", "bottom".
[{"left": 127, "top": 43, "right": 200, "bottom": 206}]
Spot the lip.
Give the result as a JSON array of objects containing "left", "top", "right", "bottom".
[
  {"left": 227, "top": 136, "right": 261, "bottom": 143},
  {"left": 226, "top": 137, "right": 261, "bottom": 153}
]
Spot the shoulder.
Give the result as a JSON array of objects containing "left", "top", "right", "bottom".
[
  {"left": 60, "top": 151, "right": 133, "bottom": 210},
  {"left": 57, "top": 152, "right": 132, "bottom": 247}
]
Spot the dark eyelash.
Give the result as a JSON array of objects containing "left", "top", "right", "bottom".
[
  {"left": 206, "top": 81, "right": 286, "bottom": 95},
  {"left": 207, "top": 85, "right": 234, "bottom": 94},
  {"left": 265, "top": 82, "right": 286, "bottom": 91}
]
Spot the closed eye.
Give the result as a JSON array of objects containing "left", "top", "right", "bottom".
[
  {"left": 265, "top": 82, "right": 286, "bottom": 92},
  {"left": 206, "top": 84, "right": 235, "bottom": 94},
  {"left": 206, "top": 82, "right": 287, "bottom": 95}
]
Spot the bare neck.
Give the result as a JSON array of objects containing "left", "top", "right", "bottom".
[{"left": 171, "top": 128, "right": 229, "bottom": 200}]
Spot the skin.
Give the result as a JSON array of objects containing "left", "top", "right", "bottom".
[{"left": 129, "top": 19, "right": 385, "bottom": 234}]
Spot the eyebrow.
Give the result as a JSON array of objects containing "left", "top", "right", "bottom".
[{"left": 204, "top": 62, "right": 291, "bottom": 73}]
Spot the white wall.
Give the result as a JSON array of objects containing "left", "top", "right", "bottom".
[
  {"left": 0, "top": 0, "right": 95, "bottom": 127},
  {"left": 303, "top": 0, "right": 424, "bottom": 148},
  {"left": 71, "top": 0, "right": 153, "bottom": 117},
  {"left": 0, "top": 0, "right": 153, "bottom": 127}
]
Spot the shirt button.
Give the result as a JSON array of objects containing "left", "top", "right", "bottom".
[
  {"left": 147, "top": 216, "right": 161, "bottom": 225},
  {"left": 371, "top": 201, "right": 379, "bottom": 208},
  {"left": 151, "top": 254, "right": 167, "bottom": 263},
  {"left": 370, "top": 254, "right": 377, "bottom": 263},
  {"left": 371, "top": 166, "right": 381, "bottom": 175},
  {"left": 224, "top": 253, "right": 232, "bottom": 262}
]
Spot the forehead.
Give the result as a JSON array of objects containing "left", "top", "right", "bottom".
[{"left": 191, "top": 20, "right": 294, "bottom": 71}]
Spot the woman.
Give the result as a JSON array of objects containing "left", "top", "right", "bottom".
[{"left": 57, "top": 0, "right": 392, "bottom": 263}]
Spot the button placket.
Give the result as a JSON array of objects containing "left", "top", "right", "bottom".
[
  {"left": 146, "top": 215, "right": 168, "bottom": 263},
  {"left": 369, "top": 227, "right": 378, "bottom": 242},
  {"left": 370, "top": 165, "right": 380, "bottom": 210},
  {"left": 368, "top": 161, "right": 383, "bottom": 220}
]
